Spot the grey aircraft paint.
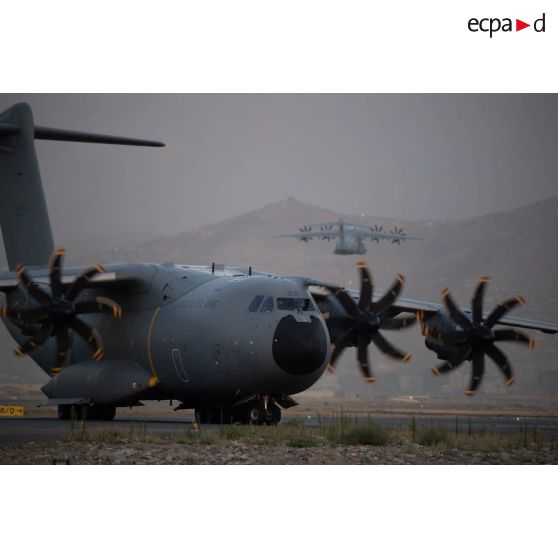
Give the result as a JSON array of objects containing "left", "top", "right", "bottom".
[{"left": 23, "top": 264, "right": 330, "bottom": 408}]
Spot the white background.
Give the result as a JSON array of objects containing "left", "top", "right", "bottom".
[
  {"left": 2, "top": 1, "right": 556, "bottom": 92},
  {"left": 1, "top": 1, "right": 556, "bottom": 557}
]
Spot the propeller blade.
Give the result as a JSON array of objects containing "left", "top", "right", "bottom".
[
  {"left": 471, "top": 276, "right": 490, "bottom": 325},
  {"left": 465, "top": 351, "right": 485, "bottom": 395},
  {"left": 357, "top": 339, "right": 375, "bottom": 382},
  {"left": 484, "top": 296, "right": 526, "bottom": 328},
  {"left": 356, "top": 262, "right": 373, "bottom": 312},
  {"left": 1, "top": 305, "right": 49, "bottom": 323},
  {"left": 48, "top": 248, "right": 66, "bottom": 300},
  {"left": 371, "top": 331, "right": 411, "bottom": 362},
  {"left": 327, "top": 329, "right": 354, "bottom": 372},
  {"left": 68, "top": 317, "right": 104, "bottom": 361},
  {"left": 74, "top": 296, "right": 122, "bottom": 319},
  {"left": 65, "top": 265, "right": 106, "bottom": 301},
  {"left": 326, "top": 316, "right": 356, "bottom": 330},
  {"left": 332, "top": 288, "right": 359, "bottom": 317},
  {"left": 14, "top": 321, "right": 54, "bottom": 356},
  {"left": 390, "top": 227, "right": 405, "bottom": 239},
  {"left": 441, "top": 289, "right": 472, "bottom": 331},
  {"left": 380, "top": 315, "right": 417, "bottom": 330},
  {"left": 431, "top": 345, "right": 472, "bottom": 375},
  {"left": 485, "top": 344, "right": 514, "bottom": 386},
  {"left": 15, "top": 264, "right": 52, "bottom": 307},
  {"left": 370, "top": 274, "right": 405, "bottom": 315},
  {"left": 51, "top": 326, "right": 71, "bottom": 374},
  {"left": 493, "top": 328, "right": 535, "bottom": 348}
]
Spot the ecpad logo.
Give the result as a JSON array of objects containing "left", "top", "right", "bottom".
[{"left": 468, "top": 13, "right": 546, "bottom": 37}]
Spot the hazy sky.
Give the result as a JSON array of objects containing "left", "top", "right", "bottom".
[{"left": 1, "top": 94, "right": 557, "bottom": 249}]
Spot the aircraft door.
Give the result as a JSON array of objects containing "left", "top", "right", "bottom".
[{"left": 171, "top": 348, "right": 189, "bottom": 382}]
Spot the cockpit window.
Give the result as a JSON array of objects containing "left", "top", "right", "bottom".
[
  {"left": 248, "top": 295, "right": 264, "bottom": 312},
  {"left": 260, "top": 296, "right": 274, "bottom": 313},
  {"left": 277, "top": 298, "right": 313, "bottom": 312}
]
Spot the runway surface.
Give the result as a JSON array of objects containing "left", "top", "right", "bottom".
[{"left": 1, "top": 414, "right": 557, "bottom": 444}]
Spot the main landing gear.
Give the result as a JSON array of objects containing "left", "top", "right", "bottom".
[{"left": 58, "top": 404, "right": 116, "bottom": 421}]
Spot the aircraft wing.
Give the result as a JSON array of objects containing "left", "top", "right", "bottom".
[
  {"left": 0, "top": 263, "right": 155, "bottom": 293},
  {"left": 387, "top": 294, "right": 558, "bottom": 334},
  {"left": 273, "top": 230, "right": 341, "bottom": 239},
  {"left": 303, "top": 221, "right": 341, "bottom": 228},
  {"left": 306, "top": 284, "right": 558, "bottom": 334},
  {"left": 359, "top": 230, "right": 423, "bottom": 242},
  {"left": 0, "top": 271, "right": 118, "bottom": 291}
]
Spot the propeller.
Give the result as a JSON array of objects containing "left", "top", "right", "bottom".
[
  {"left": 389, "top": 226, "right": 407, "bottom": 244},
  {"left": 1, "top": 248, "right": 122, "bottom": 374},
  {"left": 320, "top": 225, "right": 333, "bottom": 241},
  {"left": 324, "top": 262, "right": 415, "bottom": 382},
  {"left": 298, "top": 225, "right": 312, "bottom": 242},
  {"left": 370, "top": 224, "right": 383, "bottom": 243},
  {"left": 431, "top": 276, "right": 535, "bottom": 395}
]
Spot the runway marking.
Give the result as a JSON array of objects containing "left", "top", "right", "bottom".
[{"left": 0, "top": 405, "right": 24, "bottom": 417}]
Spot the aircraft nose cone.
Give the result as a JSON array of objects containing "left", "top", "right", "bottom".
[{"left": 272, "top": 315, "right": 328, "bottom": 375}]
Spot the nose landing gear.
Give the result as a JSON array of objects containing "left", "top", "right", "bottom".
[
  {"left": 244, "top": 399, "right": 281, "bottom": 425},
  {"left": 195, "top": 397, "right": 282, "bottom": 425}
]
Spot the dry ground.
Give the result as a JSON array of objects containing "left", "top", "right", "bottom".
[{"left": 1, "top": 418, "right": 556, "bottom": 464}]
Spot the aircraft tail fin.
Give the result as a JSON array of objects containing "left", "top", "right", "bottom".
[{"left": 0, "top": 102, "right": 164, "bottom": 271}]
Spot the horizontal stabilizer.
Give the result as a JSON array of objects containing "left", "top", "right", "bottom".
[
  {"left": 34, "top": 126, "right": 165, "bottom": 147},
  {"left": 0, "top": 122, "right": 21, "bottom": 136},
  {"left": 0, "top": 117, "right": 164, "bottom": 147}
]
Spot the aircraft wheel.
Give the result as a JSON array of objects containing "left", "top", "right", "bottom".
[
  {"left": 98, "top": 406, "right": 116, "bottom": 421},
  {"left": 267, "top": 403, "right": 281, "bottom": 425},
  {"left": 195, "top": 407, "right": 233, "bottom": 424},
  {"left": 244, "top": 400, "right": 266, "bottom": 425},
  {"left": 61, "top": 404, "right": 87, "bottom": 421},
  {"left": 79, "top": 405, "right": 95, "bottom": 420},
  {"left": 196, "top": 408, "right": 222, "bottom": 424},
  {"left": 195, "top": 408, "right": 212, "bottom": 424}
]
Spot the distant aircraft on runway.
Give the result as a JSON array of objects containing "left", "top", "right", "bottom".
[{"left": 274, "top": 218, "right": 423, "bottom": 254}]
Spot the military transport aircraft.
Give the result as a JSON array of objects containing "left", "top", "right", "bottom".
[
  {"left": 274, "top": 219, "right": 422, "bottom": 255},
  {"left": 0, "top": 102, "right": 557, "bottom": 425}
]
